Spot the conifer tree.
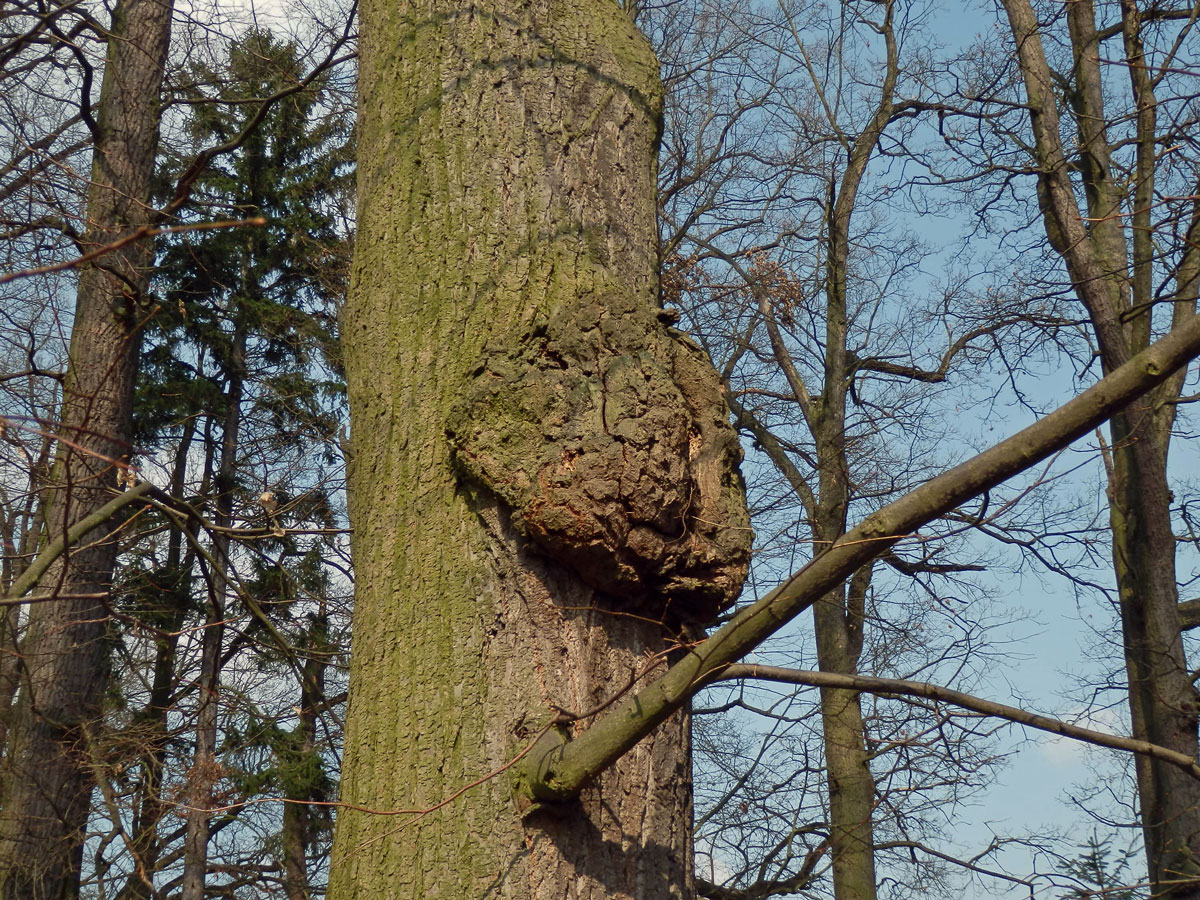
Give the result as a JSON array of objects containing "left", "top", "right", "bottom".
[{"left": 101, "top": 28, "right": 353, "bottom": 897}]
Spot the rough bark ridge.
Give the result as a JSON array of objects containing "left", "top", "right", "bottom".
[
  {"left": 331, "top": 3, "right": 749, "bottom": 899},
  {"left": 0, "top": 0, "right": 173, "bottom": 895}
]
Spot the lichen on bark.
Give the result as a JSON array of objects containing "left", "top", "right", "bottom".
[{"left": 447, "top": 291, "right": 751, "bottom": 622}]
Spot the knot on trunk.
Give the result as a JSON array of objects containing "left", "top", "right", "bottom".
[{"left": 447, "top": 299, "right": 751, "bottom": 622}]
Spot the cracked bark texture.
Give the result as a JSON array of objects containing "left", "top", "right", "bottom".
[{"left": 331, "top": 3, "right": 749, "bottom": 899}]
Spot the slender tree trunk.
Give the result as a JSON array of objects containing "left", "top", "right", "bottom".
[
  {"left": 1000, "top": 0, "right": 1200, "bottom": 893},
  {"left": 812, "top": 588, "right": 876, "bottom": 900},
  {"left": 181, "top": 327, "right": 245, "bottom": 900},
  {"left": 0, "top": 0, "right": 174, "bottom": 895},
  {"left": 1110, "top": 427, "right": 1200, "bottom": 896},
  {"left": 180, "top": 605, "right": 222, "bottom": 900},
  {"left": 0, "top": 606, "right": 19, "bottom": 756},
  {"left": 330, "top": 2, "right": 750, "bottom": 898},
  {"left": 118, "top": 421, "right": 196, "bottom": 900},
  {"left": 812, "top": 244, "right": 877, "bottom": 900},
  {"left": 0, "top": 391, "right": 55, "bottom": 751},
  {"left": 808, "top": 7, "right": 896, "bottom": 895},
  {"left": 811, "top": 174, "right": 875, "bottom": 900},
  {"left": 282, "top": 614, "right": 328, "bottom": 900},
  {"left": 118, "top": 622, "right": 183, "bottom": 900},
  {"left": 1105, "top": 6, "right": 1200, "bottom": 892}
]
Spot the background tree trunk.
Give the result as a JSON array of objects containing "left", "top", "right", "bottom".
[
  {"left": 1000, "top": 0, "right": 1200, "bottom": 893},
  {"left": 0, "top": 0, "right": 174, "bottom": 895},
  {"left": 181, "top": 326, "right": 243, "bottom": 900},
  {"left": 330, "top": 2, "right": 750, "bottom": 898},
  {"left": 117, "top": 421, "right": 195, "bottom": 900}
]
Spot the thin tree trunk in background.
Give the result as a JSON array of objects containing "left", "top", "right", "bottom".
[
  {"left": 0, "top": 434, "right": 53, "bottom": 752},
  {"left": 181, "top": 327, "right": 245, "bottom": 900},
  {"left": 1000, "top": 0, "right": 1200, "bottom": 894},
  {"left": 807, "top": 6, "right": 896, "bottom": 896},
  {"left": 118, "top": 420, "right": 196, "bottom": 900},
  {"left": 1104, "top": 5, "right": 1200, "bottom": 890},
  {"left": 0, "top": 0, "right": 174, "bottom": 895},
  {"left": 180, "top": 605, "right": 222, "bottom": 900},
  {"left": 282, "top": 613, "right": 328, "bottom": 900},
  {"left": 329, "top": 2, "right": 750, "bottom": 898},
  {"left": 0, "top": 606, "right": 20, "bottom": 757}
]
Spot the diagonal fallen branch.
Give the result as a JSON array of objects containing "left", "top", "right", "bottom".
[{"left": 516, "top": 311, "right": 1200, "bottom": 803}]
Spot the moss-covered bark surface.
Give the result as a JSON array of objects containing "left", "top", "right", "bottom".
[{"left": 332, "top": 3, "right": 749, "bottom": 898}]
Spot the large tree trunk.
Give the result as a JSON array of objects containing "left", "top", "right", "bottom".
[
  {"left": 330, "top": 3, "right": 750, "bottom": 898},
  {"left": 0, "top": 0, "right": 173, "bottom": 896}
]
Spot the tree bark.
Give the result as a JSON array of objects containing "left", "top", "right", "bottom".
[
  {"left": 0, "top": 0, "right": 174, "bottom": 896},
  {"left": 330, "top": 3, "right": 750, "bottom": 898}
]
